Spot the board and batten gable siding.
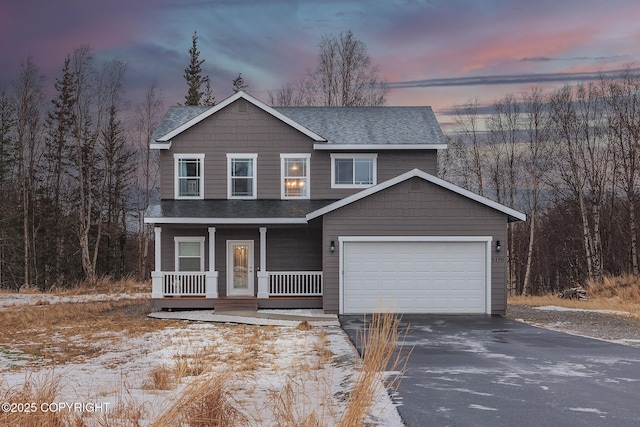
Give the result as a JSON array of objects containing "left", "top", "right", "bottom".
[
  {"left": 321, "top": 177, "right": 509, "bottom": 314},
  {"left": 159, "top": 98, "right": 439, "bottom": 200}
]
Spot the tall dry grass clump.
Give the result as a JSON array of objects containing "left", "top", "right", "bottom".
[
  {"left": 0, "top": 373, "right": 76, "bottom": 426},
  {"left": 511, "top": 274, "right": 640, "bottom": 317},
  {"left": 267, "top": 376, "right": 331, "bottom": 427},
  {"left": 152, "top": 372, "right": 248, "bottom": 427},
  {"left": 339, "top": 310, "right": 408, "bottom": 427},
  {"left": 588, "top": 274, "right": 640, "bottom": 303}
]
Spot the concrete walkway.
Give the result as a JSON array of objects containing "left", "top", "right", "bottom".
[{"left": 149, "top": 309, "right": 340, "bottom": 327}]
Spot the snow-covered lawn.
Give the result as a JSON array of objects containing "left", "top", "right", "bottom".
[{"left": 0, "top": 292, "right": 402, "bottom": 426}]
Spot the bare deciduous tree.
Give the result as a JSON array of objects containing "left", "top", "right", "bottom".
[
  {"left": 602, "top": 71, "right": 640, "bottom": 275},
  {"left": 270, "top": 30, "right": 388, "bottom": 107},
  {"left": 135, "top": 81, "right": 163, "bottom": 279},
  {"left": 14, "top": 57, "right": 45, "bottom": 287},
  {"left": 521, "top": 87, "right": 551, "bottom": 295},
  {"left": 549, "top": 83, "right": 611, "bottom": 283},
  {"left": 487, "top": 94, "right": 523, "bottom": 294},
  {"left": 452, "top": 99, "right": 486, "bottom": 196}
]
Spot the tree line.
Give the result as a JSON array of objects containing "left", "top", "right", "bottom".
[
  {"left": 441, "top": 70, "right": 640, "bottom": 295},
  {"left": 0, "top": 46, "right": 164, "bottom": 290},
  {"left": 0, "top": 30, "right": 386, "bottom": 290},
  {"left": 5, "top": 29, "right": 631, "bottom": 295}
]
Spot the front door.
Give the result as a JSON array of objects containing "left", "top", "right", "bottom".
[{"left": 227, "top": 240, "right": 254, "bottom": 297}]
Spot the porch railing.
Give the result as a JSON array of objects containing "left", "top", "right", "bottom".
[
  {"left": 163, "top": 272, "right": 207, "bottom": 296},
  {"left": 269, "top": 271, "right": 323, "bottom": 296}
]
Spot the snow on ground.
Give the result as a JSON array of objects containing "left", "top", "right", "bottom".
[
  {"left": 535, "top": 305, "right": 635, "bottom": 317},
  {"left": 0, "top": 293, "right": 403, "bottom": 426},
  {"left": 149, "top": 309, "right": 340, "bottom": 327},
  {"left": 0, "top": 292, "right": 148, "bottom": 308}
]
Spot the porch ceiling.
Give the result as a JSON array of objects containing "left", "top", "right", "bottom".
[{"left": 145, "top": 199, "right": 338, "bottom": 224}]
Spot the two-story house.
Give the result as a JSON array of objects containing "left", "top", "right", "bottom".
[{"left": 144, "top": 91, "right": 525, "bottom": 314}]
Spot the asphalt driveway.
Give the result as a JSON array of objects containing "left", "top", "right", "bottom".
[{"left": 340, "top": 314, "right": 640, "bottom": 427}]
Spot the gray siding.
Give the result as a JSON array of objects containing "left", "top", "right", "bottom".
[
  {"left": 321, "top": 177, "right": 509, "bottom": 314},
  {"left": 266, "top": 224, "right": 322, "bottom": 271},
  {"left": 159, "top": 98, "right": 439, "bottom": 200}
]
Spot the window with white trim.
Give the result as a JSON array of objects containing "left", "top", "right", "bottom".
[
  {"left": 174, "top": 154, "right": 204, "bottom": 199},
  {"left": 331, "top": 153, "right": 377, "bottom": 188},
  {"left": 175, "top": 237, "right": 205, "bottom": 271},
  {"left": 281, "top": 154, "right": 310, "bottom": 199},
  {"left": 227, "top": 154, "right": 257, "bottom": 199}
]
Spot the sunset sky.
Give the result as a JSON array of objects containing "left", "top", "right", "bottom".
[{"left": 2, "top": 0, "right": 640, "bottom": 126}]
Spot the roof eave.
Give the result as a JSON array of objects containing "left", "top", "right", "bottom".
[
  {"left": 150, "top": 141, "right": 172, "bottom": 150},
  {"left": 313, "top": 143, "right": 447, "bottom": 150},
  {"left": 144, "top": 216, "right": 308, "bottom": 225}
]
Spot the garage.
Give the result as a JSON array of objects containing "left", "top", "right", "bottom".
[{"left": 340, "top": 238, "right": 491, "bottom": 314}]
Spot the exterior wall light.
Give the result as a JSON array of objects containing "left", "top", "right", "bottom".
[
  {"left": 330, "top": 240, "right": 335, "bottom": 252},
  {"left": 496, "top": 240, "right": 501, "bottom": 252}
]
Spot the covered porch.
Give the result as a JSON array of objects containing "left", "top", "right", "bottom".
[{"left": 150, "top": 225, "right": 324, "bottom": 310}]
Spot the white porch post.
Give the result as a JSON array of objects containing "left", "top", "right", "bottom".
[
  {"left": 206, "top": 227, "right": 219, "bottom": 298},
  {"left": 257, "top": 227, "right": 269, "bottom": 298},
  {"left": 151, "top": 227, "right": 163, "bottom": 298}
]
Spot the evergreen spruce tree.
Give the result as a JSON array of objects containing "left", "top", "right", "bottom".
[
  {"left": 232, "top": 73, "right": 248, "bottom": 93},
  {"left": 202, "top": 76, "right": 215, "bottom": 106},
  {"left": 44, "top": 54, "right": 77, "bottom": 284},
  {"left": 183, "top": 31, "right": 206, "bottom": 106}
]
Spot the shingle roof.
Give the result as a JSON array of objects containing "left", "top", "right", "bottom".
[
  {"left": 150, "top": 92, "right": 446, "bottom": 147},
  {"left": 145, "top": 199, "right": 338, "bottom": 224},
  {"left": 150, "top": 106, "right": 209, "bottom": 146},
  {"left": 275, "top": 106, "right": 446, "bottom": 145}
]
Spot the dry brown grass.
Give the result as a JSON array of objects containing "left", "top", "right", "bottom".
[
  {"left": 0, "top": 298, "right": 180, "bottom": 367},
  {"left": 297, "top": 320, "right": 312, "bottom": 331},
  {"left": 262, "top": 311, "right": 408, "bottom": 426},
  {"left": 152, "top": 372, "right": 249, "bottom": 427},
  {"left": 266, "top": 375, "right": 332, "bottom": 427},
  {"left": 339, "top": 310, "right": 409, "bottom": 427},
  {"left": 1, "top": 373, "right": 148, "bottom": 427},
  {"left": 145, "top": 365, "right": 174, "bottom": 390},
  {"left": 0, "top": 276, "right": 150, "bottom": 296},
  {"left": 0, "top": 372, "right": 74, "bottom": 426},
  {"left": 510, "top": 274, "right": 640, "bottom": 318}
]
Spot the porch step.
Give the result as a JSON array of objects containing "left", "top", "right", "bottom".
[{"left": 214, "top": 299, "right": 259, "bottom": 312}]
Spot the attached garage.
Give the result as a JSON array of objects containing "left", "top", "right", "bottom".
[
  {"left": 309, "top": 169, "right": 526, "bottom": 315},
  {"left": 340, "top": 238, "right": 491, "bottom": 314}
]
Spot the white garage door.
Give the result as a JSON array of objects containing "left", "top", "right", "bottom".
[{"left": 342, "top": 240, "right": 488, "bottom": 314}]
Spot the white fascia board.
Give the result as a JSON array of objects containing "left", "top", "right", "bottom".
[
  {"left": 338, "top": 236, "right": 492, "bottom": 243},
  {"left": 144, "top": 217, "right": 307, "bottom": 225},
  {"left": 156, "top": 91, "right": 326, "bottom": 143},
  {"left": 150, "top": 142, "right": 172, "bottom": 150},
  {"left": 306, "top": 168, "right": 526, "bottom": 222},
  {"left": 313, "top": 143, "right": 447, "bottom": 150}
]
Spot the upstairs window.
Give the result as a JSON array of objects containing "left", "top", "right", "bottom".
[
  {"left": 227, "top": 154, "right": 257, "bottom": 199},
  {"left": 281, "top": 154, "right": 311, "bottom": 199},
  {"left": 175, "top": 154, "right": 204, "bottom": 199},
  {"left": 331, "top": 153, "right": 377, "bottom": 188}
]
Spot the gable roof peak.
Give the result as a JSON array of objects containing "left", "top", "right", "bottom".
[
  {"left": 153, "top": 91, "right": 326, "bottom": 146},
  {"left": 306, "top": 168, "right": 526, "bottom": 222}
]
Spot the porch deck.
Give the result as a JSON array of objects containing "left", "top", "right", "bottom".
[
  {"left": 151, "top": 270, "right": 324, "bottom": 311},
  {"left": 151, "top": 296, "right": 324, "bottom": 310}
]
